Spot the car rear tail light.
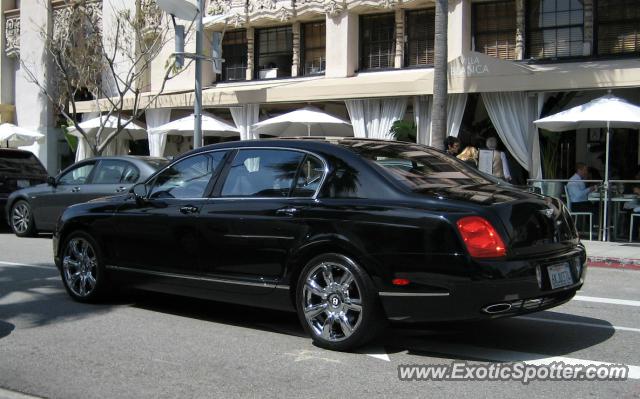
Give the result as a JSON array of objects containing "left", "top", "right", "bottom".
[
  {"left": 456, "top": 216, "right": 506, "bottom": 259},
  {"left": 392, "top": 278, "right": 410, "bottom": 286}
]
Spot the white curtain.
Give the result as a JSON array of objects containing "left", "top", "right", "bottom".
[
  {"left": 75, "top": 112, "right": 99, "bottom": 162},
  {"left": 447, "top": 93, "right": 468, "bottom": 138},
  {"left": 413, "top": 94, "right": 467, "bottom": 146},
  {"left": 146, "top": 109, "right": 172, "bottom": 157},
  {"left": 481, "top": 91, "right": 542, "bottom": 178},
  {"left": 345, "top": 98, "right": 408, "bottom": 140},
  {"left": 231, "top": 104, "right": 260, "bottom": 140},
  {"left": 413, "top": 96, "right": 432, "bottom": 145}
]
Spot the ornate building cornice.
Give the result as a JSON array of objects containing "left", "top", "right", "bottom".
[
  {"left": 4, "top": 12, "right": 20, "bottom": 59},
  {"left": 248, "top": 0, "right": 294, "bottom": 24}
]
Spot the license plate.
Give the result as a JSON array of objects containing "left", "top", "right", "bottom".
[
  {"left": 548, "top": 263, "right": 573, "bottom": 289},
  {"left": 16, "top": 179, "right": 29, "bottom": 188}
]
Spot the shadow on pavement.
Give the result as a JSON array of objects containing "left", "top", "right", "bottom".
[
  {"left": 383, "top": 311, "right": 616, "bottom": 360},
  {"left": 0, "top": 320, "right": 15, "bottom": 339},
  {"left": 0, "top": 263, "right": 118, "bottom": 328},
  {"left": 130, "top": 291, "right": 306, "bottom": 337},
  {"left": 128, "top": 290, "right": 617, "bottom": 360}
]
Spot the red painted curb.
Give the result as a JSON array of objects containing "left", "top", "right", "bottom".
[{"left": 587, "top": 260, "right": 640, "bottom": 270}]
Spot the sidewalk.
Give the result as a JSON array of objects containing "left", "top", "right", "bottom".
[{"left": 583, "top": 240, "right": 640, "bottom": 270}]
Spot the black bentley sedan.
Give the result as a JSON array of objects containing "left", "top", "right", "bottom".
[
  {"left": 6, "top": 156, "right": 168, "bottom": 236},
  {"left": 52, "top": 138, "right": 586, "bottom": 351}
]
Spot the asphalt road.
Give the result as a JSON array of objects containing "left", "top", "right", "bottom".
[{"left": 0, "top": 226, "right": 639, "bottom": 398}]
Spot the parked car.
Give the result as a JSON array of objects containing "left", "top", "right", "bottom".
[
  {"left": 52, "top": 139, "right": 586, "bottom": 351},
  {"left": 6, "top": 156, "right": 168, "bottom": 236},
  {"left": 0, "top": 148, "right": 48, "bottom": 225}
]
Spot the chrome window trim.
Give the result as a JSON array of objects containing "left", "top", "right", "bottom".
[
  {"left": 149, "top": 146, "right": 329, "bottom": 200},
  {"left": 216, "top": 146, "right": 329, "bottom": 200},
  {"left": 105, "top": 265, "right": 278, "bottom": 288}
]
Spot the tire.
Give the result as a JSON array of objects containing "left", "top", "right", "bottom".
[
  {"left": 10, "top": 200, "right": 36, "bottom": 237},
  {"left": 59, "top": 231, "right": 110, "bottom": 303},
  {"left": 295, "top": 253, "right": 384, "bottom": 351}
]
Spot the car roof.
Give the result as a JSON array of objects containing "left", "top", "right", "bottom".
[
  {"left": 179, "top": 137, "right": 431, "bottom": 159},
  {"left": 0, "top": 148, "right": 39, "bottom": 156}
]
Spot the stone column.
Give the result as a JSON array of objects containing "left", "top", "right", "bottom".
[
  {"left": 325, "top": 11, "right": 358, "bottom": 78},
  {"left": 448, "top": 0, "right": 471, "bottom": 61},
  {"left": 16, "top": 0, "right": 56, "bottom": 171},
  {"left": 583, "top": 0, "right": 593, "bottom": 56},
  {"left": 515, "top": 0, "right": 524, "bottom": 60},
  {"left": 246, "top": 27, "right": 255, "bottom": 80},
  {"left": 394, "top": 8, "right": 404, "bottom": 69},
  {"left": 1, "top": 0, "right": 16, "bottom": 121},
  {"left": 292, "top": 22, "right": 301, "bottom": 77}
]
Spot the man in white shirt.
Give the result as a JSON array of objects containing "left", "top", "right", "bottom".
[{"left": 567, "top": 162, "right": 598, "bottom": 214}]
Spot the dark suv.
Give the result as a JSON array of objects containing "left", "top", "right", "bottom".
[{"left": 0, "top": 149, "right": 48, "bottom": 223}]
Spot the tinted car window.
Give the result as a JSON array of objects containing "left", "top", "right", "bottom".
[
  {"left": 149, "top": 152, "right": 226, "bottom": 199},
  {"left": 93, "top": 160, "right": 139, "bottom": 184},
  {"left": 292, "top": 155, "right": 324, "bottom": 197},
  {"left": 351, "top": 143, "right": 492, "bottom": 191},
  {"left": 221, "top": 149, "right": 305, "bottom": 198},
  {"left": 58, "top": 163, "right": 96, "bottom": 185},
  {"left": 0, "top": 151, "right": 47, "bottom": 176}
]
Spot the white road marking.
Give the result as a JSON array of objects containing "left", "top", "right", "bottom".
[
  {"left": 518, "top": 316, "right": 640, "bottom": 333},
  {"left": 358, "top": 345, "right": 390, "bottom": 361},
  {"left": 574, "top": 295, "right": 640, "bottom": 307},
  {"left": 0, "top": 387, "right": 43, "bottom": 399},
  {"left": 0, "top": 261, "right": 55, "bottom": 270},
  {"left": 409, "top": 341, "right": 640, "bottom": 379}
]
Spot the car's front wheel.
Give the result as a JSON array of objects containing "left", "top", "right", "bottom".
[
  {"left": 60, "top": 231, "right": 109, "bottom": 303},
  {"left": 10, "top": 200, "right": 36, "bottom": 237},
  {"left": 296, "top": 253, "right": 384, "bottom": 351}
]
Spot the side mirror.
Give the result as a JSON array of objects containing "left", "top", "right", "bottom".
[
  {"left": 47, "top": 176, "right": 57, "bottom": 187},
  {"left": 131, "top": 183, "right": 148, "bottom": 205}
]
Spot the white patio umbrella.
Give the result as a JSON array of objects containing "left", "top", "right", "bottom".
[
  {"left": 534, "top": 94, "right": 640, "bottom": 241},
  {"left": 0, "top": 123, "right": 45, "bottom": 147},
  {"left": 67, "top": 115, "right": 148, "bottom": 140},
  {"left": 252, "top": 106, "right": 353, "bottom": 137},
  {"left": 148, "top": 112, "right": 239, "bottom": 138}
]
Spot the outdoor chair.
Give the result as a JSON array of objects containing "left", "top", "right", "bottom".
[{"left": 564, "top": 185, "right": 593, "bottom": 241}]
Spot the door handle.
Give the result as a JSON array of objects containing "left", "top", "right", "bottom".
[
  {"left": 180, "top": 205, "right": 199, "bottom": 214},
  {"left": 276, "top": 207, "right": 299, "bottom": 216},
  {"left": 71, "top": 186, "right": 81, "bottom": 193},
  {"left": 116, "top": 186, "right": 127, "bottom": 193}
]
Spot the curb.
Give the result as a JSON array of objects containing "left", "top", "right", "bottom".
[{"left": 587, "top": 257, "right": 640, "bottom": 271}]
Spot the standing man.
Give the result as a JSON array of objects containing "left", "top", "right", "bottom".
[
  {"left": 567, "top": 162, "right": 598, "bottom": 213},
  {"left": 444, "top": 136, "right": 461, "bottom": 156}
]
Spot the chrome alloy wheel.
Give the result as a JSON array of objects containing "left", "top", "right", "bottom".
[
  {"left": 11, "top": 202, "right": 31, "bottom": 235},
  {"left": 302, "top": 262, "right": 363, "bottom": 342},
  {"left": 62, "top": 238, "right": 98, "bottom": 297}
]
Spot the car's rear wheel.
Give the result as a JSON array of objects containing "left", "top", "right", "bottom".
[
  {"left": 10, "top": 200, "right": 36, "bottom": 237},
  {"left": 296, "top": 253, "right": 384, "bottom": 351},
  {"left": 60, "top": 231, "right": 109, "bottom": 303}
]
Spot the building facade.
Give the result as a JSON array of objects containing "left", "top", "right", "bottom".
[{"left": 2, "top": 0, "right": 640, "bottom": 183}]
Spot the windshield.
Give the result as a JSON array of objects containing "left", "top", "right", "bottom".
[
  {"left": 0, "top": 151, "right": 47, "bottom": 176},
  {"left": 348, "top": 142, "right": 493, "bottom": 191}
]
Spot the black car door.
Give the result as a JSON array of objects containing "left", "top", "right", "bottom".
[
  {"left": 112, "top": 151, "right": 228, "bottom": 274},
  {"left": 198, "top": 148, "right": 325, "bottom": 293},
  {"left": 32, "top": 160, "right": 97, "bottom": 230}
]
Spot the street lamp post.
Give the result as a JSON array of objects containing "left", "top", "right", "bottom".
[{"left": 156, "top": 0, "right": 206, "bottom": 149}]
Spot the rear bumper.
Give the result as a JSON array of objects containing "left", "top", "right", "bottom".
[{"left": 378, "top": 246, "right": 586, "bottom": 323}]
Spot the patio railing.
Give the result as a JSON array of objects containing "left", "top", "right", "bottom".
[{"left": 527, "top": 179, "right": 640, "bottom": 242}]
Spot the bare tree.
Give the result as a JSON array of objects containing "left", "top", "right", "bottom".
[
  {"left": 432, "top": 0, "right": 448, "bottom": 150},
  {"left": 22, "top": 0, "right": 192, "bottom": 156}
]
